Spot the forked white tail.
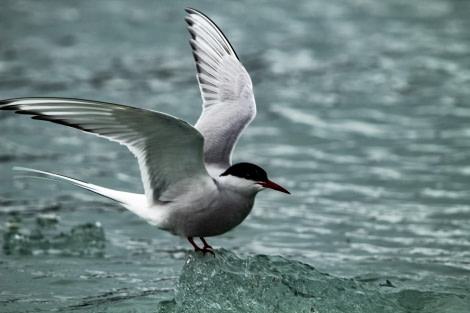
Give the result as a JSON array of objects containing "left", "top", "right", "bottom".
[{"left": 13, "top": 167, "right": 147, "bottom": 210}]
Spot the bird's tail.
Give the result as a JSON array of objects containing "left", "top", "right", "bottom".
[{"left": 13, "top": 167, "right": 147, "bottom": 210}]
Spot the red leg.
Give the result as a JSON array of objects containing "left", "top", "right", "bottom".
[
  {"left": 187, "top": 237, "right": 200, "bottom": 250},
  {"left": 200, "top": 237, "right": 212, "bottom": 250},
  {"left": 187, "top": 237, "right": 214, "bottom": 255}
]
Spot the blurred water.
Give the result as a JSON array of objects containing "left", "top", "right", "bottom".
[{"left": 1, "top": 0, "right": 469, "bottom": 312}]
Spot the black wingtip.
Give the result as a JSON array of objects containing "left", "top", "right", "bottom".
[
  {"left": 184, "top": 16, "right": 194, "bottom": 27},
  {"left": 185, "top": 7, "right": 198, "bottom": 14},
  {"left": 187, "top": 27, "right": 197, "bottom": 40},
  {"left": 14, "top": 109, "right": 37, "bottom": 115},
  {"left": 31, "top": 115, "right": 91, "bottom": 133},
  {"left": 0, "top": 99, "right": 16, "bottom": 108},
  {"left": 184, "top": 7, "right": 239, "bottom": 61}
]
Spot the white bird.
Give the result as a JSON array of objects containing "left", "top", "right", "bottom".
[{"left": 0, "top": 8, "right": 289, "bottom": 254}]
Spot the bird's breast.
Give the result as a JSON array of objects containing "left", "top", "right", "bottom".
[{"left": 166, "top": 188, "right": 255, "bottom": 238}]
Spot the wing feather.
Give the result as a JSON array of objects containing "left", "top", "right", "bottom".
[
  {"left": 185, "top": 8, "right": 256, "bottom": 173},
  {"left": 0, "top": 97, "right": 212, "bottom": 205}
]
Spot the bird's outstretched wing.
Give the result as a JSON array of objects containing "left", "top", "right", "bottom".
[
  {"left": 0, "top": 98, "right": 213, "bottom": 205},
  {"left": 185, "top": 8, "right": 256, "bottom": 174}
]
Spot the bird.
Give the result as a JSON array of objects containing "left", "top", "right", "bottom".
[{"left": 0, "top": 8, "right": 290, "bottom": 255}]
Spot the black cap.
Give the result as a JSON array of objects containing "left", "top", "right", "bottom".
[{"left": 220, "top": 162, "right": 268, "bottom": 182}]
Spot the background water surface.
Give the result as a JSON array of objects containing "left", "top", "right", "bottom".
[{"left": 1, "top": 0, "right": 469, "bottom": 312}]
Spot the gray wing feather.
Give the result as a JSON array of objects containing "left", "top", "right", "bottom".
[
  {"left": 0, "top": 97, "right": 211, "bottom": 205},
  {"left": 185, "top": 8, "right": 256, "bottom": 173}
]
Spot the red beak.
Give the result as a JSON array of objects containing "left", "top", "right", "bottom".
[{"left": 259, "top": 180, "right": 290, "bottom": 194}]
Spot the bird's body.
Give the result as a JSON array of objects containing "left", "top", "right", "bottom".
[{"left": 0, "top": 8, "right": 289, "bottom": 254}]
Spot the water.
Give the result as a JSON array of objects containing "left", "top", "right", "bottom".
[{"left": 1, "top": 0, "right": 469, "bottom": 312}]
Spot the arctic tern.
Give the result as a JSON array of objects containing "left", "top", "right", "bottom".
[{"left": 0, "top": 8, "right": 290, "bottom": 254}]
